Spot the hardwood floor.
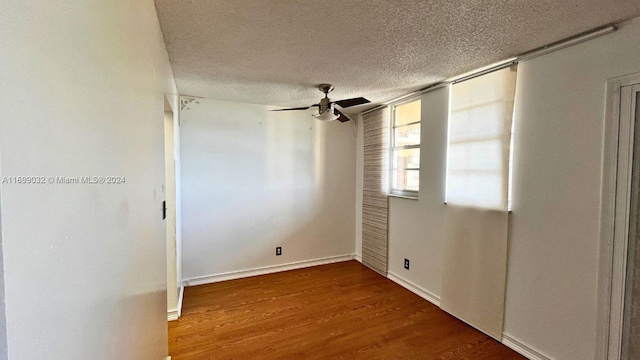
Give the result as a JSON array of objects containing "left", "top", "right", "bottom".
[{"left": 169, "top": 260, "right": 525, "bottom": 359}]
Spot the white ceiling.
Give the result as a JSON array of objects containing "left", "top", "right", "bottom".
[{"left": 154, "top": 0, "right": 640, "bottom": 113}]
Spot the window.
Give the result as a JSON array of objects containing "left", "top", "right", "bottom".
[
  {"left": 390, "top": 99, "right": 421, "bottom": 197},
  {"left": 446, "top": 66, "right": 517, "bottom": 210}
]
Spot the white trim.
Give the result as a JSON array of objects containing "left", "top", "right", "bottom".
[
  {"left": 596, "top": 78, "right": 623, "bottom": 360},
  {"left": 596, "top": 72, "right": 640, "bottom": 360},
  {"left": 177, "top": 285, "right": 184, "bottom": 318},
  {"left": 167, "top": 286, "right": 184, "bottom": 322},
  {"left": 609, "top": 85, "right": 635, "bottom": 359},
  {"left": 387, "top": 193, "right": 419, "bottom": 201},
  {"left": 167, "top": 310, "right": 178, "bottom": 322},
  {"left": 386, "top": 271, "right": 557, "bottom": 360},
  {"left": 184, "top": 254, "right": 356, "bottom": 286},
  {"left": 354, "top": 254, "right": 362, "bottom": 263},
  {"left": 389, "top": 98, "right": 422, "bottom": 196},
  {"left": 502, "top": 333, "right": 553, "bottom": 360},
  {"left": 386, "top": 271, "right": 440, "bottom": 307}
]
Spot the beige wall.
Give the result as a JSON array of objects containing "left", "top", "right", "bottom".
[{"left": 0, "top": 1, "right": 177, "bottom": 358}]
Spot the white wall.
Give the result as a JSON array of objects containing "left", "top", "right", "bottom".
[
  {"left": 504, "top": 17, "right": 640, "bottom": 360},
  {"left": 180, "top": 98, "right": 356, "bottom": 280},
  {"left": 357, "top": 16, "right": 640, "bottom": 360},
  {"left": 0, "top": 1, "right": 177, "bottom": 358},
  {"left": 387, "top": 89, "right": 449, "bottom": 298},
  {"left": 0, "top": 162, "right": 7, "bottom": 360}
]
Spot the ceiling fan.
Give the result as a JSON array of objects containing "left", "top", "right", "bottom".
[{"left": 271, "top": 84, "right": 370, "bottom": 122}]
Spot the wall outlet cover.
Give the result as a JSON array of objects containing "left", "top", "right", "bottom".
[{"left": 404, "top": 258, "right": 410, "bottom": 270}]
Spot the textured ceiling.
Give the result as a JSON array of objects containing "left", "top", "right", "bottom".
[{"left": 154, "top": 0, "right": 640, "bottom": 112}]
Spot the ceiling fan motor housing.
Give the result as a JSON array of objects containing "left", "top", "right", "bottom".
[{"left": 318, "top": 97, "right": 332, "bottom": 114}]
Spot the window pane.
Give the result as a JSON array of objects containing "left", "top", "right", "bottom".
[
  {"left": 392, "top": 148, "right": 420, "bottom": 169},
  {"left": 395, "top": 100, "right": 421, "bottom": 126},
  {"left": 394, "top": 123, "right": 421, "bottom": 147},
  {"left": 390, "top": 98, "right": 421, "bottom": 194},
  {"left": 392, "top": 169, "right": 420, "bottom": 191}
]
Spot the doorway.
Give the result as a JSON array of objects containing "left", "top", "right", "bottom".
[
  {"left": 164, "top": 96, "right": 182, "bottom": 321},
  {"left": 599, "top": 74, "right": 640, "bottom": 360},
  {"left": 623, "top": 85, "right": 640, "bottom": 359}
]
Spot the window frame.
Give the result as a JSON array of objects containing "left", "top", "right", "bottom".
[{"left": 389, "top": 97, "right": 422, "bottom": 198}]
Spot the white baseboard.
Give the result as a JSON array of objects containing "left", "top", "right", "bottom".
[
  {"left": 167, "top": 310, "right": 178, "bottom": 321},
  {"left": 167, "top": 285, "right": 185, "bottom": 322},
  {"left": 386, "top": 272, "right": 552, "bottom": 360},
  {"left": 354, "top": 254, "right": 362, "bottom": 263},
  {"left": 177, "top": 285, "right": 184, "bottom": 318},
  {"left": 184, "top": 254, "right": 356, "bottom": 286},
  {"left": 386, "top": 271, "right": 441, "bottom": 307},
  {"left": 501, "top": 333, "right": 553, "bottom": 360}
]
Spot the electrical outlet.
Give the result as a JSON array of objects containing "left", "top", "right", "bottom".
[
  {"left": 404, "top": 258, "right": 410, "bottom": 270},
  {"left": 276, "top": 247, "right": 282, "bottom": 256}
]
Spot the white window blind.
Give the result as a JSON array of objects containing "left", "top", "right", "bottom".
[
  {"left": 446, "top": 66, "right": 517, "bottom": 210},
  {"left": 361, "top": 109, "right": 390, "bottom": 275}
]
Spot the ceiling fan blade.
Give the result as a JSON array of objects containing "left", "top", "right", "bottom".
[
  {"left": 270, "top": 106, "right": 312, "bottom": 111},
  {"left": 335, "top": 109, "right": 351, "bottom": 123},
  {"left": 334, "top": 97, "right": 370, "bottom": 108}
]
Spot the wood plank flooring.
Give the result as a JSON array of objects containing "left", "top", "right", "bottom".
[{"left": 169, "top": 260, "right": 525, "bottom": 359}]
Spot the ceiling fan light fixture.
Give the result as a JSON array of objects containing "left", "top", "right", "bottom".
[
  {"left": 271, "top": 84, "right": 369, "bottom": 123},
  {"left": 312, "top": 109, "right": 339, "bottom": 122}
]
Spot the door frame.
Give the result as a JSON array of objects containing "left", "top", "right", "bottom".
[
  {"left": 163, "top": 94, "right": 183, "bottom": 321},
  {"left": 597, "top": 72, "right": 640, "bottom": 360}
]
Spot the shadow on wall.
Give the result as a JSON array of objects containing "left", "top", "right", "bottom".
[{"left": 99, "top": 290, "right": 167, "bottom": 359}]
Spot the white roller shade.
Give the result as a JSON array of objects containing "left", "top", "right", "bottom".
[
  {"left": 446, "top": 66, "right": 517, "bottom": 210},
  {"left": 441, "top": 205, "right": 509, "bottom": 339},
  {"left": 441, "top": 66, "right": 517, "bottom": 340}
]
